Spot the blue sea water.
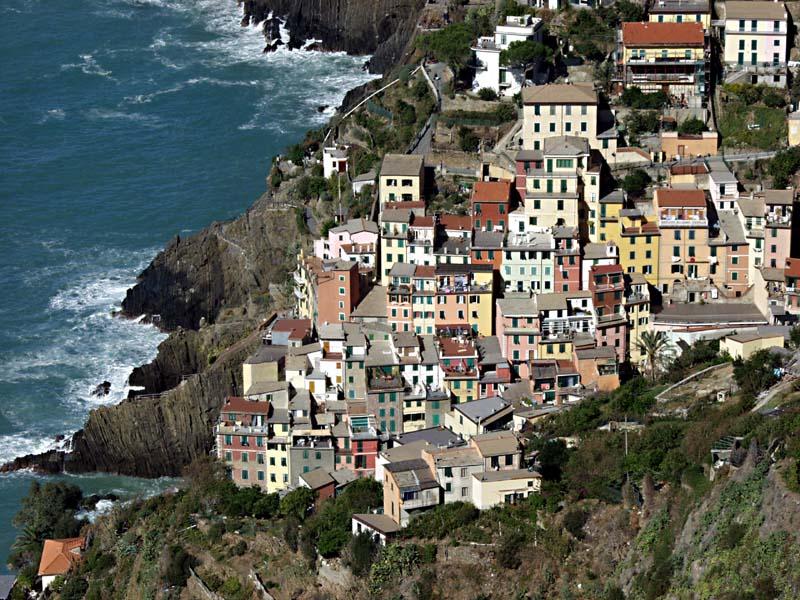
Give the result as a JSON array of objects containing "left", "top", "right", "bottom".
[{"left": 0, "top": 0, "right": 378, "bottom": 569}]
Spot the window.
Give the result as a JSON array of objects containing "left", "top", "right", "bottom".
[
  {"left": 549, "top": 123, "right": 556, "bottom": 133},
  {"left": 339, "top": 287, "right": 345, "bottom": 295},
  {"left": 674, "top": 230, "right": 681, "bottom": 241},
  {"left": 688, "top": 230, "right": 695, "bottom": 240},
  {"left": 555, "top": 159, "right": 573, "bottom": 169},
  {"left": 241, "top": 470, "right": 249, "bottom": 480}
]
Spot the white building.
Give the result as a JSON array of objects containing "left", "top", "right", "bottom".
[
  {"left": 322, "top": 145, "right": 348, "bottom": 179},
  {"left": 472, "top": 15, "right": 543, "bottom": 97}
]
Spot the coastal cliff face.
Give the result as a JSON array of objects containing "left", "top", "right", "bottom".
[
  {"left": 2, "top": 0, "right": 424, "bottom": 479},
  {"left": 241, "top": 0, "right": 425, "bottom": 73}
]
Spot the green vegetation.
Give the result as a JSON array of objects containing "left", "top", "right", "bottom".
[
  {"left": 620, "top": 87, "right": 668, "bottom": 110},
  {"left": 717, "top": 99, "right": 787, "bottom": 150},
  {"left": 678, "top": 117, "right": 706, "bottom": 135},
  {"left": 621, "top": 168, "right": 652, "bottom": 197},
  {"left": 458, "top": 126, "right": 480, "bottom": 152},
  {"left": 767, "top": 146, "right": 800, "bottom": 188},
  {"left": 500, "top": 40, "right": 553, "bottom": 71},
  {"left": 417, "top": 23, "right": 476, "bottom": 72},
  {"left": 563, "top": 10, "right": 614, "bottom": 62},
  {"left": 624, "top": 110, "right": 660, "bottom": 139},
  {"left": 723, "top": 83, "right": 787, "bottom": 108},
  {"left": 476, "top": 87, "right": 498, "bottom": 101},
  {"left": 636, "top": 330, "right": 674, "bottom": 381}
]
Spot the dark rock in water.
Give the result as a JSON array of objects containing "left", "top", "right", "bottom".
[
  {"left": 304, "top": 42, "right": 322, "bottom": 52},
  {"left": 54, "top": 434, "right": 65, "bottom": 443},
  {"left": 242, "top": 0, "right": 425, "bottom": 73},
  {"left": 81, "top": 493, "right": 120, "bottom": 511},
  {"left": 240, "top": 14, "right": 250, "bottom": 27},
  {"left": 317, "top": 105, "right": 328, "bottom": 113},
  {"left": 263, "top": 39, "right": 283, "bottom": 54},
  {"left": 92, "top": 381, "right": 111, "bottom": 397}
]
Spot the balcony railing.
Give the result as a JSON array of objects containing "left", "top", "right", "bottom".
[{"left": 658, "top": 218, "right": 708, "bottom": 228}]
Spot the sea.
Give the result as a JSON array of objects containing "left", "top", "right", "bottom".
[{"left": 0, "top": 0, "right": 378, "bottom": 570}]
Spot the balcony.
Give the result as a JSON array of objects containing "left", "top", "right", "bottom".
[
  {"left": 766, "top": 213, "right": 792, "bottom": 225},
  {"left": 596, "top": 312, "right": 627, "bottom": 326},
  {"left": 658, "top": 216, "right": 708, "bottom": 228}
]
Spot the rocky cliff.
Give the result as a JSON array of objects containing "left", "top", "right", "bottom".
[
  {"left": 2, "top": 192, "right": 299, "bottom": 477},
  {"left": 241, "top": 0, "right": 425, "bottom": 73}
]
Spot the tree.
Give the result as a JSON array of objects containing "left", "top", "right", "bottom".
[
  {"left": 614, "top": 0, "right": 644, "bottom": 22},
  {"left": 636, "top": 330, "right": 674, "bottom": 381},
  {"left": 678, "top": 117, "right": 706, "bottom": 135},
  {"left": 500, "top": 40, "right": 552, "bottom": 70},
  {"left": 9, "top": 482, "right": 84, "bottom": 568},
  {"left": 395, "top": 100, "right": 417, "bottom": 126},
  {"left": 621, "top": 87, "right": 668, "bottom": 109},
  {"left": 790, "top": 325, "right": 800, "bottom": 349},
  {"left": 280, "top": 487, "right": 314, "bottom": 521},
  {"left": 417, "top": 23, "right": 475, "bottom": 72},
  {"left": 733, "top": 349, "right": 783, "bottom": 399},
  {"left": 767, "top": 146, "right": 800, "bottom": 188},
  {"left": 622, "top": 169, "right": 652, "bottom": 197},
  {"left": 162, "top": 545, "right": 194, "bottom": 588},
  {"left": 286, "top": 144, "right": 305, "bottom": 165}
]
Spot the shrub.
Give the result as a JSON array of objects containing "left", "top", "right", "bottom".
[
  {"left": 286, "top": 144, "right": 305, "bottom": 165},
  {"left": 496, "top": 531, "right": 525, "bottom": 569},
  {"left": 621, "top": 87, "right": 668, "bottom": 109},
  {"left": 163, "top": 545, "right": 194, "bottom": 588},
  {"left": 346, "top": 532, "right": 379, "bottom": 577},
  {"left": 458, "top": 127, "right": 480, "bottom": 152},
  {"left": 60, "top": 577, "right": 89, "bottom": 600},
  {"left": 717, "top": 522, "right": 747, "bottom": 550},
  {"left": 563, "top": 508, "right": 589, "bottom": 540},
  {"left": 495, "top": 102, "right": 517, "bottom": 123},
  {"left": 231, "top": 540, "right": 247, "bottom": 556},
  {"left": 396, "top": 100, "right": 417, "bottom": 126},
  {"left": 678, "top": 117, "right": 705, "bottom": 135},
  {"left": 280, "top": 487, "right": 314, "bottom": 521},
  {"left": 762, "top": 89, "right": 786, "bottom": 108},
  {"left": 402, "top": 502, "right": 480, "bottom": 539},
  {"left": 477, "top": 87, "right": 498, "bottom": 101},
  {"left": 768, "top": 146, "right": 800, "bottom": 188}
]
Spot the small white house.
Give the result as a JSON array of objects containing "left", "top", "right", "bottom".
[
  {"left": 472, "top": 15, "right": 543, "bottom": 97},
  {"left": 322, "top": 145, "right": 349, "bottom": 179}
]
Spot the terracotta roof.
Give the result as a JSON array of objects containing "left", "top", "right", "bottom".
[
  {"left": 414, "top": 265, "right": 436, "bottom": 277},
  {"left": 786, "top": 258, "right": 800, "bottom": 279},
  {"left": 472, "top": 180, "right": 512, "bottom": 203},
  {"left": 411, "top": 215, "right": 434, "bottom": 227},
  {"left": 522, "top": 83, "right": 597, "bottom": 105},
  {"left": 655, "top": 188, "right": 707, "bottom": 207},
  {"left": 439, "top": 214, "right": 472, "bottom": 230},
  {"left": 439, "top": 337, "right": 476, "bottom": 358},
  {"left": 591, "top": 263, "right": 624, "bottom": 275},
  {"left": 38, "top": 538, "right": 85, "bottom": 577},
  {"left": 670, "top": 163, "right": 708, "bottom": 176},
  {"left": 622, "top": 22, "right": 704, "bottom": 46},
  {"left": 222, "top": 397, "right": 272, "bottom": 414}
]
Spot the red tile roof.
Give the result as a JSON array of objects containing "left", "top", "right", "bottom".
[
  {"left": 622, "top": 22, "right": 704, "bottom": 46},
  {"left": 439, "top": 214, "right": 472, "bottom": 230},
  {"left": 411, "top": 216, "right": 434, "bottom": 227},
  {"left": 415, "top": 265, "right": 436, "bottom": 277},
  {"left": 655, "top": 188, "right": 707, "bottom": 208},
  {"left": 222, "top": 397, "right": 272, "bottom": 414},
  {"left": 670, "top": 164, "right": 708, "bottom": 176},
  {"left": 786, "top": 258, "right": 800, "bottom": 279},
  {"left": 472, "top": 180, "right": 512, "bottom": 203},
  {"left": 38, "top": 538, "right": 85, "bottom": 577},
  {"left": 438, "top": 337, "right": 476, "bottom": 358},
  {"left": 591, "top": 263, "right": 624, "bottom": 275}
]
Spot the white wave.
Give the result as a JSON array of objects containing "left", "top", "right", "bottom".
[
  {"left": 38, "top": 108, "right": 66, "bottom": 124},
  {"left": 85, "top": 108, "right": 164, "bottom": 127},
  {"left": 60, "top": 54, "right": 115, "bottom": 79},
  {"left": 76, "top": 499, "right": 115, "bottom": 523},
  {"left": 0, "top": 433, "right": 60, "bottom": 465}
]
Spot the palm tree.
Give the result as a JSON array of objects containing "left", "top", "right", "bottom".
[{"left": 636, "top": 330, "right": 673, "bottom": 381}]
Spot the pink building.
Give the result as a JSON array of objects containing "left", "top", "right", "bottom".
[
  {"left": 314, "top": 218, "right": 379, "bottom": 264},
  {"left": 764, "top": 190, "right": 794, "bottom": 270},
  {"left": 554, "top": 226, "right": 582, "bottom": 292},
  {"left": 589, "top": 264, "right": 627, "bottom": 363},
  {"left": 495, "top": 296, "right": 539, "bottom": 379}
]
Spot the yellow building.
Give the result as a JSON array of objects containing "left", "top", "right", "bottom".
[
  {"left": 789, "top": 112, "right": 800, "bottom": 146},
  {"left": 378, "top": 154, "right": 424, "bottom": 207},
  {"left": 380, "top": 208, "right": 412, "bottom": 285},
  {"left": 521, "top": 84, "right": 617, "bottom": 160},
  {"left": 618, "top": 22, "right": 707, "bottom": 106},
  {"left": 654, "top": 188, "right": 710, "bottom": 298},
  {"left": 624, "top": 272, "right": 651, "bottom": 365},
  {"left": 648, "top": 0, "right": 711, "bottom": 30},
  {"left": 264, "top": 437, "right": 290, "bottom": 493},
  {"left": 597, "top": 191, "right": 660, "bottom": 286},
  {"left": 719, "top": 330, "right": 785, "bottom": 360},
  {"left": 467, "top": 267, "right": 494, "bottom": 337},
  {"left": 471, "top": 470, "right": 541, "bottom": 510},
  {"left": 537, "top": 338, "right": 574, "bottom": 361}
]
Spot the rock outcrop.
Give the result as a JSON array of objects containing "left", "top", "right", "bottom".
[{"left": 241, "top": 0, "right": 425, "bottom": 73}]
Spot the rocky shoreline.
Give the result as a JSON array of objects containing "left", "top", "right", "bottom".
[{"left": 0, "top": 0, "right": 424, "bottom": 478}]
